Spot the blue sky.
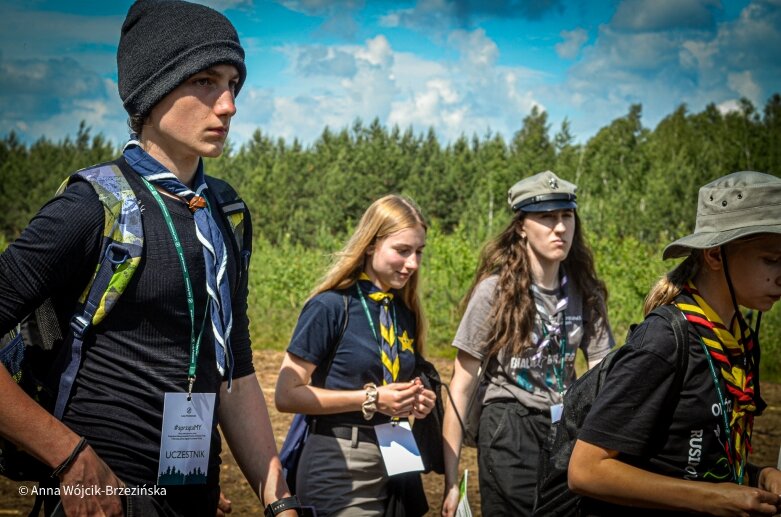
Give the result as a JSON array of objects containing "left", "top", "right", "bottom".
[{"left": 1, "top": 0, "right": 780, "bottom": 148}]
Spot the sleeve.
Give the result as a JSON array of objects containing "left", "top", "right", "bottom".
[
  {"left": 580, "top": 295, "right": 615, "bottom": 363},
  {"left": 229, "top": 207, "right": 254, "bottom": 379},
  {"left": 451, "top": 276, "right": 498, "bottom": 361},
  {"left": 577, "top": 316, "right": 680, "bottom": 457},
  {"left": 0, "top": 180, "right": 103, "bottom": 335},
  {"left": 286, "top": 294, "right": 343, "bottom": 367}
]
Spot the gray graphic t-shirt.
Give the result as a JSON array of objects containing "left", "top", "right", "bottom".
[{"left": 452, "top": 274, "right": 614, "bottom": 411}]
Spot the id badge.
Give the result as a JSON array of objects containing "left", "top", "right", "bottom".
[
  {"left": 158, "top": 392, "right": 216, "bottom": 485},
  {"left": 550, "top": 403, "right": 563, "bottom": 424},
  {"left": 374, "top": 421, "right": 424, "bottom": 476}
]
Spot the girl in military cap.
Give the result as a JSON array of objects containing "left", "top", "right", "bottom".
[
  {"left": 569, "top": 171, "right": 781, "bottom": 515},
  {"left": 442, "top": 171, "right": 614, "bottom": 516}
]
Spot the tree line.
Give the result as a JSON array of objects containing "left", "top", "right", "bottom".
[{"left": 1, "top": 95, "right": 779, "bottom": 380}]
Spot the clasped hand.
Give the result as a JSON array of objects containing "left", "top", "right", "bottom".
[{"left": 376, "top": 378, "right": 436, "bottom": 419}]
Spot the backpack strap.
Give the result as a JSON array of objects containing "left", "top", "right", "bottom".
[
  {"left": 649, "top": 304, "right": 689, "bottom": 394},
  {"left": 53, "top": 162, "right": 144, "bottom": 419},
  {"left": 205, "top": 176, "right": 252, "bottom": 289}
]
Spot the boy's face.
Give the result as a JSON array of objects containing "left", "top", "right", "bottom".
[{"left": 144, "top": 64, "right": 240, "bottom": 160}]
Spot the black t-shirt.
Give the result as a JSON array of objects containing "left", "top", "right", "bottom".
[
  {"left": 578, "top": 311, "right": 734, "bottom": 516},
  {"left": 287, "top": 287, "right": 417, "bottom": 426},
  {"left": 0, "top": 158, "right": 254, "bottom": 494}
]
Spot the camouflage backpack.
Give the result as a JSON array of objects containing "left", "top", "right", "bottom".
[{"left": 0, "top": 159, "right": 250, "bottom": 480}]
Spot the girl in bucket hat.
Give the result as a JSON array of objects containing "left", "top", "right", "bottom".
[
  {"left": 442, "top": 171, "right": 615, "bottom": 516},
  {"left": 569, "top": 171, "right": 781, "bottom": 515}
]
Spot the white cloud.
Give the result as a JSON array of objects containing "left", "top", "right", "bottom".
[
  {"left": 448, "top": 29, "right": 499, "bottom": 69},
  {"left": 277, "top": 0, "right": 363, "bottom": 16},
  {"left": 243, "top": 28, "right": 545, "bottom": 144},
  {"left": 200, "top": 0, "right": 255, "bottom": 11},
  {"left": 716, "top": 98, "right": 742, "bottom": 114},
  {"left": 728, "top": 71, "right": 761, "bottom": 102},
  {"left": 295, "top": 46, "right": 358, "bottom": 77},
  {"left": 555, "top": 28, "right": 588, "bottom": 59},
  {"left": 555, "top": 0, "right": 781, "bottom": 139},
  {"left": 380, "top": 0, "right": 565, "bottom": 32},
  {"left": 612, "top": 0, "right": 720, "bottom": 32}
]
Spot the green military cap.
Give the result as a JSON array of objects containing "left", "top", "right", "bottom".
[{"left": 507, "top": 170, "right": 577, "bottom": 212}]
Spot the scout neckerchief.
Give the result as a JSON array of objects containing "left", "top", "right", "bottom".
[
  {"left": 675, "top": 281, "right": 760, "bottom": 485},
  {"left": 123, "top": 141, "right": 234, "bottom": 392},
  {"left": 531, "top": 273, "right": 569, "bottom": 394},
  {"left": 356, "top": 273, "right": 399, "bottom": 385}
]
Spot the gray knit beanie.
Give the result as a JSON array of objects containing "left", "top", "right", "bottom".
[{"left": 118, "top": 0, "right": 247, "bottom": 119}]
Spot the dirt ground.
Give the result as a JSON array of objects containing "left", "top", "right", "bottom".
[{"left": 1, "top": 350, "right": 780, "bottom": 516}]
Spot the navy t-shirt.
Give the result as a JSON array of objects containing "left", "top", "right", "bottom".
[{"left": 287, "top": 286, "right": 417, "bottom": 426}]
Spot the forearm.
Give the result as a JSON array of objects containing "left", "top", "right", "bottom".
[
  {"left": 0, "top": 365, "right": 82, "bottom": 469},
  {"left": 442, "top": 385, "right": 472, "bottom": 488},
  {"left": 275, "top": 383, "right": 364, "bottom": 415},
  {"left": 218, "top": 376, "right": 289, "bottom": 506},
  {"left": 443, "top": 354, "right": 480, "bottom": 489},
  {"left": 571, "top": 454, "right": 700, "bottom": 511},
  {"left": 568, "top": 439, "right": 773, "bottom": 515}
]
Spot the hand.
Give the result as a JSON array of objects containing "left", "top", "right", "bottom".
[
  {"left": 758, "top": 467, "right": 781, "bottom": 514},
  {"left": 702, "top": 482, "right": 781, "bottom": 516},
  {"left": 376, "top": 381, "right": 421, "bottom": 418},
  {"left": 411, "top": 378, "right": 436, "bottom": 419},
  {"left": 216, "top": 490, "right": 232, "bottom": 516},
  {"left": 441, "top": 483, "right": 460, "bottom": 517},
  {"left": 59, "top": 445, "right": 124, "bottom": 517}
]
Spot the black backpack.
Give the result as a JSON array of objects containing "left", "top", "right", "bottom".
[{"left": 532, "top": 305, "right": 689, "bottom": 517}]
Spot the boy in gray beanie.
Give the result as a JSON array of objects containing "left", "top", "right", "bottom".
[{"left": 0, "top": 1, "right": 298, "bottom": 516}]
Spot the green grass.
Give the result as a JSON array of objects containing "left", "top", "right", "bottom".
[{"left": 246, "top": 230, "right": 781, "bottom": 384}]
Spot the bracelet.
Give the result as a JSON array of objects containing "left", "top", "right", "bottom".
[
  {"left": 51, "top": 436, "right": 87, "bottom": 478},
  {"left": 362, "top": 382, "right": 378, "bottom": 421},
  {"left": 264, "top": 495, "right": 301, "bottom": 516}
]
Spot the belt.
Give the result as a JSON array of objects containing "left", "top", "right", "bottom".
[{"left": 311, "top": 420, "right": 378, "bottom": 445}]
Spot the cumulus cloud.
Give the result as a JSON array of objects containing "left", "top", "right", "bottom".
[
  {"left": 295, "top": 46, "right": 358, "bottom": 77},
  {"left": 447, "top": 29, "right": 499, "bottom": 69},
  {"left": 727, "top": 71, "right": 761, "bottom": 102},
  {"left": 249, "top": 29, "right": 543, "bottom": 144},
  {"left": 556, "top": 0, "right": 781, "bottom": 137},
  {"left": 277, "top": 0, "right": 364, "bottom": 38},
  {"left": 555, "top": 28, "right": 588, "bottom": 59},
  {"left": 200, "top": 0, "right": 255, "bottom": 11},
  {"left": 380, "top": 0, "right": 564, "bottom": 32},
  {"left": 0, "top": 56, "right": 115, "bottom": 123},
  {"left": 277, "top": 0, "right": 364, "bottom": 16},
  {"left": 611, "top": 0, "right": 720, "bottom": 32}
]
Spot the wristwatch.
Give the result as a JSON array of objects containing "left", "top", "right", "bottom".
[
  {"left": 362, "top": 382, "right": 378, "bottom": 420},
  {"left": 264, "top": 495, "right": 301, "bottom": 516}
]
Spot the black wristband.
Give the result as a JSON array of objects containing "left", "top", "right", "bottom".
[
  {"left": 264, "top": 495, "right": 301, "bottom": 517},
  {"left": 51, "top": 436, "right": 87, "bottom": 478}
]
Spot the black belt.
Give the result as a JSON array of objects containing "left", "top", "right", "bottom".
[{"left": 311, "top": 420, "right": 378, "bottom": 444}]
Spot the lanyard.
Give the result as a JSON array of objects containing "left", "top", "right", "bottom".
[
  {"left": 698, "top": 336, "right": 740, "bottom": 484},
  {"left": 541, "top": 316, "right": 568, "bottom": 394},
  {"left": 355, "top": 283, "right": 399, "bottom": 355},
  {"left": 141, "top": 178, "right": 208, "bottom": 398}
]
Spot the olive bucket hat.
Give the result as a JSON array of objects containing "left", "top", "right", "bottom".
[
  {"left": 663, "top": 171, "right": 781, "bottom": 259},
  {"left": 507, "top": 171, "right": 577, "bottom": 212}
]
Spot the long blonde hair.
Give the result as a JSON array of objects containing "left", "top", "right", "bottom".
[
  {"left": 463, "top": 211, "right": 607, "bottom": 358},
  {"left": 643, "top": 253, "right": 702, "bottom": 315},
  {"left": 311, "top": 195, "right": 428, "bottom": 354}
]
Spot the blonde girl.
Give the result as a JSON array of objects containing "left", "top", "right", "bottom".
[{"left": 276, "top": 195, "right": 436, "bottom": 516}]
